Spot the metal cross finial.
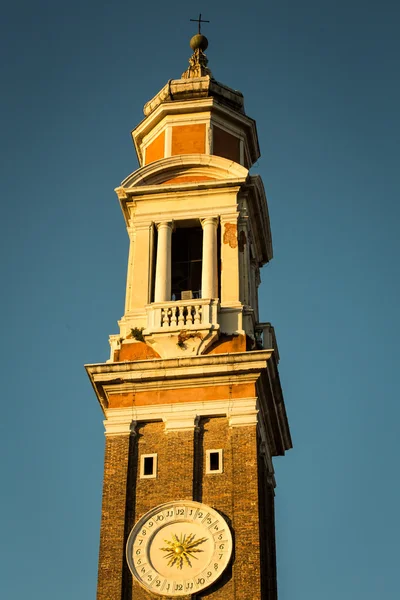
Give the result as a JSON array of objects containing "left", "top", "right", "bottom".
[{"left": 190, "top": 13, "right": 210, "bottom": 34}]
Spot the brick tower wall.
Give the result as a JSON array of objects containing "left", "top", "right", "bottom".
[
  {"left": 97, "top": 434, "right": 132, "bottom": 600},
  {"left": 97, "top": 416, "right": 275, "bottom": 600}
]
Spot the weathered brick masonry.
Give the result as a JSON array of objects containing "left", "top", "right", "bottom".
[
  {"left": 97, "top": 415, "right": 274, "bottom": 600},
  {"left": 97, "top": 435, "right": 132, "bottom": 600}
]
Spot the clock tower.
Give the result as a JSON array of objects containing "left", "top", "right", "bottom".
[{"left": 86, "top": 29, "right": 292, "bottom": 600}]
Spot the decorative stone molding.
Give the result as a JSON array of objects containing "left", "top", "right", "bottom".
[
  {"left": 121, "top": 154, "right": 248, "bottom": 189},
  {"left": 144, "top": 325, "right": 219, "bottom": 360},
  {"left": 87, "top": 351, "right": 271, "bottom": 397},
  {"left": 142, "top": 78, "right": 245, "bottom": 118},
  {"left": 114, "top": 186, "right": 128, "bottom": 200},
  {"left": 182, "top": 48, "right": 212, "bottom": 79},
  {"left": 228, "top": 407, "right": 258, "bottom": 428},
  {"left": 163, "top": 414, "right": 200, "bottom": 433},
  {"left": 104, "top": 417, "right": 136, "bottom": 437},
  {"left": 86, "top": 350, "right": 292, "bottom": 455},
  {"left": 104, "top": 398, "right": 259, "bottom": 437},
  {"left": 107, "top": 334, "right": 121, "bottom": 363}
]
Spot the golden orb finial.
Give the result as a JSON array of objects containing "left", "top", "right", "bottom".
[{"left": 190, "top": 33, "right": 208, "bottom": 52}]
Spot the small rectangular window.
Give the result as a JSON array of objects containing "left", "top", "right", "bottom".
[
  {"left": 206, "top": 449, "right": 223, "bottom": 474},
  {"left": 140, "top": 454, "right": 157, "bottom": 479},
  {"left": 143, "top": 456, "right": 154, "bottom": 476}
]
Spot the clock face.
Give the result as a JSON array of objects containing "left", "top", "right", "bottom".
[{"left": 126, "top": 500, "right": 233, "bottom": 597}]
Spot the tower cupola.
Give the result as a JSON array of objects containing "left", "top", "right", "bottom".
[
  {"left": 112, "top": 33, "right": 274, "bottom": 361},
  {"left": 131, "top": 34, "right": 259, "bottom": 170}
]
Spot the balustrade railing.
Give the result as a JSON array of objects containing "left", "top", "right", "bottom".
[
  {"left": 146, "top": 299, "right": 218, "bottom": 332},
  {"left": 162, "top": 304, "right": 202, "bottom": 327}
]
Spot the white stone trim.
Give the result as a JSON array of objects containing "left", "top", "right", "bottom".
[
  {"left": 136, "top": 96, "right": 254, "bottom": 141},
  {"left": 103, "top": 397, "right": 258, "bottom": 436},
  {"left": 206, "top": 123, "right": 212, "bottom": 154},
  {"left": 164, "top": 125, "right": 172, "bottom": 158},
  {"left": 141, "top": 113, "right": 210, "bottom": 146},
  {"left": 140, "top": 116, "right": 180, "bottom": 162},
  {"left": 87, "top": 350, "right": 274, "bottom": 415},
  {"left": 210, "top": 113, "right": 247, "bottom": 139},
  {"left": 206, "top": 449, "right": 223, "bottom": 474},
  {"left": 102, "top": 369, "right": 262, "bottom": 393},
  {"left": 130, "top": 202, "right": 241, "bottom": 230},
  {"left": 108, "top": 334, "right": 121, "bottom": 363},
  {"left": 219, "top": 212, "right": 240, "bottom": 224},
  {"left": 104, "top": 372, "right": 259, "bottom": 397},
  {"left": 140, "top": 453, "right": 158, "bottom": 478},
  {"left": 121, "top": 154, "right": 248, "bottom": 188},
  {"left": 88, "top": 350, "right": 271, "bottom": 380},
  {"left": 141, "top": 118, "right": 166, "bottom": 148},
  {"left": 103, "top": 418, "right": 136, "bottom": 437},
  {"left": 162, "top": 114, "right": 210, "bottom": 131},
  {"left": 228, "top": 409, "right": 258, "bottom": 428},
  {"left": 163, "top": 414, "right": 199, "bottom": 433}
]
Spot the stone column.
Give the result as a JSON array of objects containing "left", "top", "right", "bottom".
[
  {"left": 154, "top": 221, "right": 172, "bottom": 302},
  {"left": 201, "top": 217, "right": 218, "bottom": 299}
]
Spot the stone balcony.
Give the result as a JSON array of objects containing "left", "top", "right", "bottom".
[
  {"left": 109, "top": 303, "right": 278, "bottom": 362},
  {"left": 144, "top": 298, "right": 219, "bottom": 334},
  {"left": 140, "top": 298, "right": 219, "bottom": 358}
]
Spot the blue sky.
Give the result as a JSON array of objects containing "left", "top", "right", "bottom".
[{"left": 1, "top": 1, "right": 399, "bottom": 598}]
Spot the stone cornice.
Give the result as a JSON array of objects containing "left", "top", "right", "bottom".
[
  {"left": 86, "top": 349, "right": 291, "bottom": 455},
  {"left": 123, "top": 180, "right": 243, "bottom": 198},
  {"left": 117, "top": 188, "right": 243, "bottom": 231},
  {"left": 115, "top": 156, "right": 249, "bottom": 228},
  {"left": 86, "top": 350, "right": 271, "bottom": 411},
  {"left": 121, "top": 154, "right": 248, "bottom": 188},
  {"left": 142, "top": 78, "right": 245, "bottom": 118},
  {"left": 86, "top": 349, "right": 272, "bottom": 377},
  {"left": 103, "top": 397, "right": 259, "bottom": 436},
  {"left": 103, "top": 372, "right": 259, "bottom": 395}
]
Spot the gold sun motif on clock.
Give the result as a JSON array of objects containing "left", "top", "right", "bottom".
[{"left": 160, "top": 533, "right": 208, "bottom": 569}]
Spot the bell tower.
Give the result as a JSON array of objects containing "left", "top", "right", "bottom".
[{"left": 86, "top": 28, "right": 292, "bottom": 600}]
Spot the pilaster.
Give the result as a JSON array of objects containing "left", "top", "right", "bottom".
[
  {"left": 129, "top": 222, "right": 153, "bottom": 309},
  {"left": 220, "top": 213, "right": 240, "bottom": 305},
  {"left": 238, "top": 214, "right": 251, "bottom": 307},
  {"left": 124, "top": 226, "right": 135, "bottom": 314}
]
